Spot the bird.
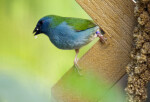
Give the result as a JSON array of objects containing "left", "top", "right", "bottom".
[{"left": 33, "top": 15, "right": 105, "bottom": 73}]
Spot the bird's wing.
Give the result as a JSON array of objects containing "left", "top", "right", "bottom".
[
  {"left": 64, "top": 17, "right": 97, "bottom": 31},
  {"left": 50, "top": 15, "right": 97, "bottom": 32}
]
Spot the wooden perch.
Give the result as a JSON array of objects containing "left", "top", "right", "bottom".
[{"left": 51, "top": 0, "right": 136, "bottom": 101}]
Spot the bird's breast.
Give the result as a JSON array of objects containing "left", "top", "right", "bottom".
[{"left": 47, "top": 22, "right": 98, "bottom": 50}]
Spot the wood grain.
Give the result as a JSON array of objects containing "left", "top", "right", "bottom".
[{"left": 52, "top": 0, "right": 136, "bottom": 101}]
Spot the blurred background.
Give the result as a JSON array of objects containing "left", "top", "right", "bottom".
[{"left": 0, "top": 0, "right": 125, "bottom": 102}]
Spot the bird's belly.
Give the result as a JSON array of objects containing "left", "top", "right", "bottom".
[
  {"left": 48, "top": 23, "right": 98, "bottom": 50},
  {"left": 50, "top": 33, "right": 97, "bottom": 50}
]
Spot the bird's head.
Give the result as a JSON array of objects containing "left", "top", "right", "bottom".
[{"left": 33, "top": 16, "right": 52, "bottom": 36}]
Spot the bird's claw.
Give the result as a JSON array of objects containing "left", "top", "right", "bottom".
[
  {"left": 97, "top": 34, "right": 107, "bottom": 43},
  {"left": 74, "top": 61, "right": 82, "bottom": 76},
  {"left": 96, "top": 30, "right": 107, "bottom": 43}
]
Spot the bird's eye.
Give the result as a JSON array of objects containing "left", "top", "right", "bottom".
[{"left": 40, "top": 21, "right": 43, "bottom": 25}]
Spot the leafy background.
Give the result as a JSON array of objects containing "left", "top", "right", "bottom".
[{"left": 0, "top": 0, "right": 124, "bottom": 102}]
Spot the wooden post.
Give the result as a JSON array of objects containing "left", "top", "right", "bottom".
[{"left": 52, "top": 0, "right": 136, "bottom": 101}]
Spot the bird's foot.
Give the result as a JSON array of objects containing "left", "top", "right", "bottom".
[
  {"left": 74, "top": 60, "right": 82, "bottom": 75},
  {"left": 96, "top": 30, "right": 107, "bottom": 43},
  {"left": 97, "top": 34, "right": 107, "bottom": 43}
]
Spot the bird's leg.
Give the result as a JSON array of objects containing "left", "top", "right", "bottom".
[
  {"left": 74, "top": 49, "right": 81, "bottom": 73},
  {"left": 132, "top": 0, "right": 137, "bottom": 3},
  {"left": 96, "top": 30, "right": 107, "bottom": 43}
]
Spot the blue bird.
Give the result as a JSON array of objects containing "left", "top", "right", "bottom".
[{"left": 33, "top": 15, "right": 105, "bottom": 72}]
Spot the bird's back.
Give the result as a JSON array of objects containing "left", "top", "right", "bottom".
[{"left": 46, "top": 15, "right": 97, "bottom": 32}]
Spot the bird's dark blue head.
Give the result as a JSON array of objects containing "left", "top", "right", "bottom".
[{"left": 33, "top": 16, "right": 52, "bottom": 36}]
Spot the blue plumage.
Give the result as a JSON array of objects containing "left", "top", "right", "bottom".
[{"left": 47, "top": 22, "right": 98, "bottom": 49}]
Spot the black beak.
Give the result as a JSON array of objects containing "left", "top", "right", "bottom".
[{"left": 33, "top": 26, "right": 41, "bottom": 36}]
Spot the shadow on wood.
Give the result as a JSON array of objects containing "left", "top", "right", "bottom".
[{"left": 52, "top": 0, "right": 136, "bottom": 102}]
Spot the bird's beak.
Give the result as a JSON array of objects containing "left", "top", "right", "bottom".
[{"left": 33, "top": 26, "right": 41, "bottom": 36}]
